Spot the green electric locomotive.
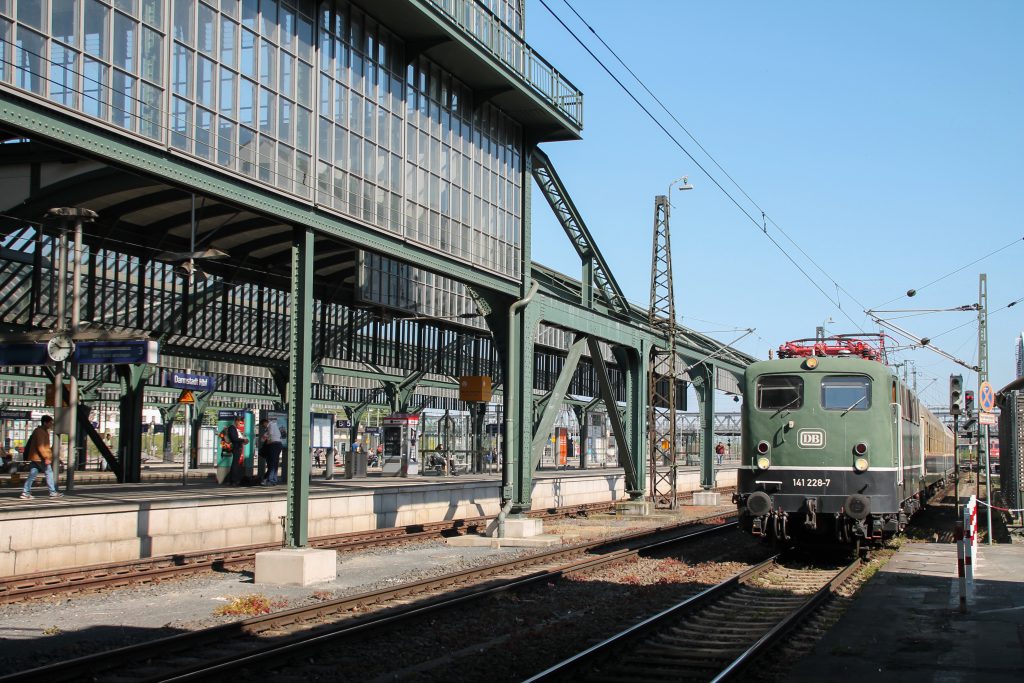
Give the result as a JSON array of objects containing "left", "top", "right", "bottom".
[{"left": 734, "top": 336, "right": 954, "bottom": 546}]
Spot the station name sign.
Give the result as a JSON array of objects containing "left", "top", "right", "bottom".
[
  {"left": 167, "top": 372, "right": 216, "bottom": 392},
  {"left": 77, "top": 340, "right": 159, "bottom": 365}
]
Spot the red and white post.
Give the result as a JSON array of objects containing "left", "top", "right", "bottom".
[{"left": 955, "top": 521, "right": 967, "bottom": 613}]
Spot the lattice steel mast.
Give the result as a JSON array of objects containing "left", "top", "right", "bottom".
[{"left": 648, "top": 194, "right": 678, "bottom": 508}]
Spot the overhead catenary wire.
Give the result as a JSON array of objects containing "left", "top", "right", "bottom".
[
  {"left": 537, "top": 0, "right": 863, "bottom": 331},
  {"left": 545, "top": 1, "right": 1020, "bottom": 378},
  {"left": 556, "top": 0, "right": 871, "bottom": 321},
  {"left": 873, "top": 236, "right": 1024, "bottom": 309}
]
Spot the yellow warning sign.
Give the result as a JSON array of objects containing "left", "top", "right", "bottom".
[{"left": 177, "top": 390, "right": 195, "bottom": 404}]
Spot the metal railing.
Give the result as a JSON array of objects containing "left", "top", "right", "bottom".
[{"left": 425, "top": 0, "right": 583, "bottom": 129}]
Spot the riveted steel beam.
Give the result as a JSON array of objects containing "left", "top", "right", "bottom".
[
  {"left": 531, "top": 149, "right": 631, "bottom": 316},
  {"left": 531, "top": 336, "right": 586, "bottom": 470},
  {"left": 285, "top": 227, "right": 314, "bottom": 548},
  {"left": 0, "top": 93, "right": 519, "bottom": 298}
]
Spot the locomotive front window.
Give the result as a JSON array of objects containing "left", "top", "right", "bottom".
[
  {"left": 821, "top": 376, "right": 872, "bottom": 411},
  {"left": 756, "top": 375, "right": 804, "bottom": 410}
]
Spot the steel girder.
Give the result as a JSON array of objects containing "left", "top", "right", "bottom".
[
  {"left": 530, "top": 149, "right": 631, "bottom": 316},
  {"left": 285, "top": 227, "right": 314, "bottom": 548},
  {"left": 0, "top": 93, "right": 518, "bottom": 299},
  {"left": 689, "top": 363, "right": 718, "bottom": 491}
]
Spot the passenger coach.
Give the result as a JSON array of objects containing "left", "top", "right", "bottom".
[{"left": 734, "top": 336, "right": 954, "bottom": 547}]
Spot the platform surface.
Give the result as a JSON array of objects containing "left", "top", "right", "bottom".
[{"left": 787, "top": 541, "right": 1024, "bottom": 682}]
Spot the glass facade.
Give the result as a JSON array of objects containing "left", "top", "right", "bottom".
[{"left": 0, "top": 0, "right": 531, "bottom": 296}]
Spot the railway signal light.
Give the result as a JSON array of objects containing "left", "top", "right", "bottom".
[
  {"left": 949, "top": 374, "right": 964, "bottom": 415},
  {"left": 964, "top": 390, "right": 974, "bottom": 415}
]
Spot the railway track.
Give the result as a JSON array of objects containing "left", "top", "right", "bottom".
[
  {"left": 0, "top": 516, "right": 737, "bottom": 682},
  {"left": 0, "top": 501, "right": 615, "bottom": 604},
  {"left": 527, "top": 555, "right": 861, "bottom": 683}
]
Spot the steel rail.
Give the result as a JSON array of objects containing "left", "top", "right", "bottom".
[
  {"left": 0, "top": 518, "right": 737, "bottom": 683},
  {"left": 526, "top": 556, "right": 861, "bottom": 682},
  {"left": 712, "top": 557, "right": 862, "bottom": 682}
]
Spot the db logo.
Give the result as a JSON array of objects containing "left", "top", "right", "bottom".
[{"left": 798, "top": 429, "right": 826, "bottom": 449}]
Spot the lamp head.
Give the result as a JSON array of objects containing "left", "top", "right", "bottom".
[{"left": 677, "top": 176, "right": 693, "bottom": 191}]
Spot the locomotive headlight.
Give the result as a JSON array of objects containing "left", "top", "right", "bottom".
[
  {"left": 853, "top": 442, "right": 869, "bottom": 471},
  {"left": 804, "top": 357, "right": 818, "bottom": 370},
  {"left": 755, "top": 440, "right": 771, "bottom": 469}
]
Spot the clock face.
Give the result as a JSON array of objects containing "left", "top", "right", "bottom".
[{"left": 47, "top": 334, "right": 75, "bottom": 362}]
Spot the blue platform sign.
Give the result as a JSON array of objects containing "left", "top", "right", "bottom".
[
  {"left": 76, "top": 340, "right": 159, "bottom": 365},
  {"left": 168, "top": 371, "right": 216, "bottom": 392},
  {"left": 0, "top": 343, "right": 48, "bottom": 366}
]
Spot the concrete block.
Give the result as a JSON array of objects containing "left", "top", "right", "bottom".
[
  {"left": 13, "top": 548, "right": 38, "bottom": 575},
  {"left": 250, "top": 525, "right": 275, "bottom": 545},
  {"left": 490, "top": 517, "right": 544, "bottom": 538},
  {"left": 145, "top": 509, "right": 171, "bottom": 535},
  {"left": 334, "top": 516, "right": 353, "bottom": 534},
  {"left": 616, "top": 500, "right": 652, "bottom": 516},
  {"left": 691, "top": 491, "right": 722, "bottom": 506},
  {"left": 166, "top": 508, "right": 198, "bottom": 535},
  {"left": 224, "top": 527, "right": 253, "bottom": 548},
  {"left": 247, "top": 503, "right": 273, "bottom": 526},
  {"left": 310, "top": 498, "right": 332, "bottom": 519},
  {"left": 255, "top": 548, "right": 337, "bottom": 586},
  {"left": 201, "top": 528, "right": 227, "bottom": 551},
  {"left": 0, "top": 551, "right": 14, "bottom": 577},
  {"left": 5, "top": 523, "right": 34, "bottom": 552},
  {"left": 37, "top": 545, "right": 75, "bottom": 572},
  {"left": 75, "top": 541, "right": 112, "bottom": 567},
  {"left": 217, "top": 504, "right": 248, "bottom": 530},
  {"left": 29, "top": 517, "right": 71, "bottom": 549},
  {"left": 109, "top": 539, "right": 140, "bottom": 562},
  {"left": 330, "top": 496, "right": 349, "bottom": 517}
]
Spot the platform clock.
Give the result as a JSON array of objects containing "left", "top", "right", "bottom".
[{"left": 46, "top": 334, "right": 75, "bottom": 362}]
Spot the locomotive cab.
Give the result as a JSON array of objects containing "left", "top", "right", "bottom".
[{"left": 735, "top": 336, "right": 948, "bottom": 546}]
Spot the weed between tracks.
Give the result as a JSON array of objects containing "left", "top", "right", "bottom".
[{"left": 214, "top": 594, "right": 289, "bottom": 617}]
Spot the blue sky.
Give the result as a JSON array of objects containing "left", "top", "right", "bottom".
[{"left": 525, "top": 0, "right": 1023, "bottom": 408}]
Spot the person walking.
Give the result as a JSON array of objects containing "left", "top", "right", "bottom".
[
  {"left": 225, "top": 417, "right": 249, "bottom": 486},
  {"left": 261, "top": 417, "right": 283, "bottom": 486},
  {"left": 21, "top": 415, "right": 62, "bottom": 499}
]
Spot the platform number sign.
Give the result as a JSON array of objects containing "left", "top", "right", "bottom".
[
  {"left": 798, "top": 429, "right": 826, "bottom": 449},
  {"left": 978, "top": 381, "right": 995, "bottom": 413}
]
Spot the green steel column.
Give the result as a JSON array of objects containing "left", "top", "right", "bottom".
[
  {"left": 614, "top": 344, "right": 648, "bottom": 499},
  {"left": 509, "top": 145, "right": 535, "bottom": 516},
  {"left": 509, "top": 302, "right": 538, "bottom": 514},
  {"left": 116, "top": 364, "right": 150, "bottom": 483},
  {"left": 286, "top": 226, "right": 314, "bottom": 548},
  {"left": 692, "top": 363, "right": 717, "bottom": 490}
]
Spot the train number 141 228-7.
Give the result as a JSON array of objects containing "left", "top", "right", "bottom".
[{"left": 792, "top": 478, "right": 830, "bottom": 488}]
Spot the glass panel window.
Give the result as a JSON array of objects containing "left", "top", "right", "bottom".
[
  {"left": 220, "top": 16, "right": 236, "bottom": 68},
  {"left": 82, "top": 57, "right": 108, "bottom": 117},
  {"left": 113, "top": 12, "right": 136, "bottom": 71},
  {"left": 140, "top": 26, "right": 161, "bottom": 82},
  {"left": 821, "top": 376, "right": 872, "bottom": 411},
  {"left": 197, "top": 2, "right": 215, "bottom": 57},
  {"left": 239, "top": 27, "right": 255, "bottom": 77},
  {"left": 171, "top": 42, "right": 191, "bottom": 96},
  {"left": 756, "top": 375, "right": 804, "bottom": 411},
  {"left": 17, "top": 0, "right": 43, "bottom": 30},
  {"left": 14, "top": 27, "right": 44, "bottom": 94},
  {"left": 52, "top": 0, "right": 78, "bottom": 45},
  {"left": 83, "top": 0, "right": 108, "bottom": 59},
  {"left": 172, "top": 0, "right": 193, "bottom": 43},
  {"left": 139, "top": 80, "right": 161, "bottom": 138}
]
